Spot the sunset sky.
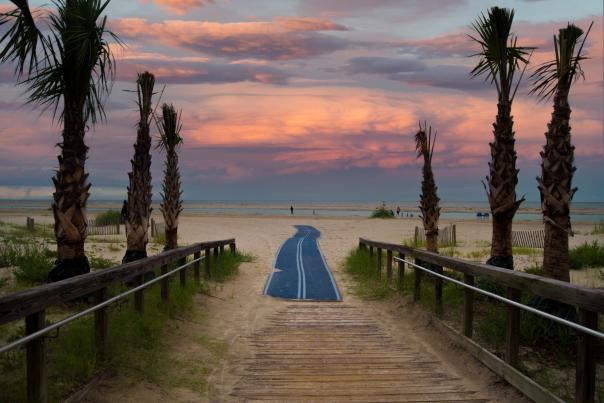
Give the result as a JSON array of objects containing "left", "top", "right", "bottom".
[{"left": 0, "top": 0, "right": 602, "bottom": 202}]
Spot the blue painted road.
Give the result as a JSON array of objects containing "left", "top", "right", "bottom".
[{"left": 264, "top": 225, "right": 341, "bottom": 301}]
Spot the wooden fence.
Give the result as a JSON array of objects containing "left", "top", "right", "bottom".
[
  {"left": 512, "top": 229, "right": 544, "bottom": 248},
  {"left": 358, "top": 237, "right": 602, "bottom": 403},
  {"left": 150, "top": 218, "right": 166, "bottom": 238},
  {"left": 414, "top": 224, "right": 456, "bottom": 247},
  {"left": 86, "top": 219, "right": 120, "bottom": 236},
  {"left": 0, "top": 238, "right": 236, "bottom": 403}
]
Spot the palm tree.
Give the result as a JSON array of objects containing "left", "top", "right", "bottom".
[
  {"left": 123, "top": 72, "right": 155, "bottom": 263},
  {"left": 0, "top": 0, "right": 118, "bottom": 281},
  {"left": 531, "top": 22, "right": 593, "bottom": 282},
  {"left": 469, "top": 6, "right": 533, "bottom": 269},
  {"left": 156, "top": 103, "right": 183, "bottom": 251},
  {"left": 415, "top": 122, "right": 440, "bottom": 253}
]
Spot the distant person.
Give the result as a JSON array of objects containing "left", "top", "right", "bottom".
[
  {"left": 396, "top": 206, "right": 400, "bottom": 216},
  {"left": 290, "top": 205, "right": 294, "bottom": 215}
]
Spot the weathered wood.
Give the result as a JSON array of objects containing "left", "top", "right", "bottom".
[
  {"left": 358, "top": 238, "right": 604, "bottom": 313},
  {"left": 193, "top": 252, "right": 201, "bottom": 283},
  {"left": 0, "top": 239, "right": 235, "bottom": 325},
  {"left": 505, "top": 288, "right": 521, "bottom": 367},
  {"left": 134, "top": 275, "right": 144, "bottom": 315},
  {"left": 434, "top": 265, "right": 443, "bottom": 316},
  {"left": 213, "top": 247, "right": 219, "bottom": 260},
  {"left": 414, "top": 259, "right": 421, "bottom": 302},
  {"left": 94, "top": 288, "right": 107, "bottom": 357},
  {"left": 220, "top": 245, "right": 225, "bottom": 254},
  {"left": 160, "top": 264, "right": 169, "bottom": 302},
  {"left": 179, "top": 257, "right": 187, "bottom": 287},
  {"left": 376, "top": 248, "right": 382, "bottom": 278},
  {"left": 26, "top": 310, "right": 47, "bottom": 403},
  {"left": 463, "top": 274, "right": 474, "bottom": 338},
  {"left": 397, "top": 253, "right": 404, "bottom": 287},
  {"left": 386, "top": 250, "right": 393, "bottom": 280},
  {"left": 576, "top": 309, "right": 598, "bottom": 403},
  {"left": 205, "top": 248, "right": 211, "bottom": 279}
]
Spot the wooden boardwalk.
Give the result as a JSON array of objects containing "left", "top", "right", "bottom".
[{"left": 232, "top": 303, "right": 489, "bottom": 402}]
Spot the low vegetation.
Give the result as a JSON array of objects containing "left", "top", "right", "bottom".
[
  {"left": 343, "top": 247, "right": 398, "bottom": 300},
  {"left": 592, "top": 220, "right": 604, "bottom": 235},
  {"left": 94, "top": 210, "right": 122, "bottom": 226},
  {"left": 370, "top": 206, "right": 395, "bottom": 219},
  {"left": 569, "top": 241, "right": 604, "bottom": 270}
]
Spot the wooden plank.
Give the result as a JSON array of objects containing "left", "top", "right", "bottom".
[
  {"left": 575, "top": 309, "right": 598, "bottom": 403},
  {"left": 193, "top": 252, "right": 201, "bottom": 284},
  {"left": 94, "top": 288, "right": 107, "bottom": 358},
  {"left": 505, "top": 288, "right": 521, "bottom": 368},
  {"left": 463, "top": 274, "right": 474, "bottom": 338},
  {"left": 0, "top": 239, "right": 235, "bottom": 325},
  {"left": 358, "top": 238, "right": 604, "bottom": 313},
  {"left": 26, "top": 310, "right": 47, "bottom": 403},
  {"left": 386, "top": 250, "right": 393, "bottom": 280}
]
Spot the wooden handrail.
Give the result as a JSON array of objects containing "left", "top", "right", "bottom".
[
  {"left": 359, "top": 238, "right": 604, "bottom": 313},
  {"left": 0, "top": 238, "right": 235, "bottom": 325}
]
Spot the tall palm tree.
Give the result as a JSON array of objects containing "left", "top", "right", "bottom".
[
  {"left": 156, "top": 103, "right": 183, "bottom": 251},
  {"left": 531, "top": 22, "right": 592, "bottom": 282},
  {"left": 469, "top": 6, "right": 533, "bottom": 269},
  {"left": 1, "top": 0, "right": 118, "bottom": 281},
  {"left": 123, "top": 72, "right": 155, "bottom": 263},
  {"left": 415, "top": 122, "right": 440, "bottom": 253}
]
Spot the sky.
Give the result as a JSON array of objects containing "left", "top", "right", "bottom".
[{"left": 0, "top": 0, "right": 602, "bottom": 202}]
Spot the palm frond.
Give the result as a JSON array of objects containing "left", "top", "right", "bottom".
[
  {"left": 469, "top": 6, "right": 534, "bottom": 100},
  {"left": 156, "top": 103, "right": 183, "bottom": 152},
  {"left": 415, "top": 121, "right": 437, "bottom": 164},
  {"left": 0, "top": 1, "right": 47, "bottom": 77},
  {"left": 530, "top": 22, "right": 593, "bottom": 101}
]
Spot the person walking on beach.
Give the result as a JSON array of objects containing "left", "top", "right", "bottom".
[
  {"left": 396, "top": 206, "right": 400, "bottom": 216},
  {"left": 290, "top": 205, "right": 294, "bottom": 215}
]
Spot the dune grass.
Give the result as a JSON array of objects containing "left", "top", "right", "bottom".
[
  {"left": 370, "top": 207, "right": 395, "bottom": 219},
  {"left": 569, "top": 241, "right": 604, "bottom": 270},
  {"left": 0, "top": 250, "right": 251, "bottom": 403},
  {"left": 94, "top": 210, "right": 121, "bottom": 226}
]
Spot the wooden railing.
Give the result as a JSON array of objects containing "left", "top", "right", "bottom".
[
  {"left": 359, "top": 238, "right": 603, "bottom": 403},
  {"left": 0, "top": 238, "right": 236, "bottom": 403}
]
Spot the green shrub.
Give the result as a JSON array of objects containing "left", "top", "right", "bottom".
[
  {"left": 371, "top": 207, "right": 395, "bottom": 219},
  {"left": 343, "top": 248, "right": 396, "bottom": 299},
  {"left": 7, "top": 242, "right": 54, "bottom": 285},
  {"left": 152, "top": 232, "right": 166, "bottom": 246},
  {"left": 94, "top": 210, "right": 121, "bottom": 226},
  {"left": 89, "top": 255, "right": 118, "bottom": 270},
  {"left": 210, "top": 251, "right": 254, "bottom": 282},
  {"left": 569, "top": 241, "right": 604, "bottom": 270},
  {"left": 524, "top": 265, "right": 545, "bottom": 276}
]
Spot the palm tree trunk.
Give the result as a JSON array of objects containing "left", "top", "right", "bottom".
[
  {"left": 539, "top": 88, "right": 574, "bottom": 282},
  {"left": 161, "top": 149, "right": 182, "bottom": 251},
  {"left": 486, "top": 102, "right": 522, "bottom": 270},
  {"left": 48, "top": 99, "right": 90, "bottom": 282}
]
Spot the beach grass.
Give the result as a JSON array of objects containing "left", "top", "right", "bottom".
[
  {"left": 94, "top": 210, "right": 121, "bottom": 226},
  {"left": 370, "top": 207, "right": 395, "bottom": 219},
  {"left": 343, "top": 248, "right": 398, "bottom": 300},
  {"left": 208, "top": 251, "right": 254, "bottom": 283},
  {"left": 592, "top": 220, "right": 604, "bottom": 235},
  {"left": 569, "top": 241, "right": 604, "bottom": 270},
  {"left": 0, "top": 249, "right": 248, "bottom": 402}
]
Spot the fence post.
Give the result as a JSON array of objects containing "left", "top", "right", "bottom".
[
  {"left": 576, "top": 308, "right": 598, "bottom": 403},
  {"left": 205, "top": 248, "right": 211, "bottom": 279},
  {"left": 369, "top": 246, "right": 373, "bottom": 258},
  {"left": 452, "top": 224, "right": 457, "bottom": 246},
  {"left": 116, "top": 223, "right": 120, "bottom": 234},
  {"left": 414, "top": 227, "right": 419, "bottom": 246},
  {"left": 160, "top": 265, "right": 169, "bottom": 302},
  {"left": 219, "top": 245, "right": 225, "bottom": 254},
  {"left": 179, "top": 257, "right": 187, "bottom": 287},
  {"left": 193, "top": 251, "right": 201, "bottom": 284},
  {"left": 134, "top": 275, "right": 144, "bottom": 314},
  {"left": 213, "top": 247, "right": 219, "bottom": 260},
  {"left": 94, "top": 288, "right": 108, "bottom": 358},
  {"left": 434, "top": 265, "right": 443, "bottom": 316},
  {"left": 386, "top": 250, "right": 393, "bottom": 280},
  {"left": 376, "top": 248, "right": 382, "bottom": 278},
  {"left": 462, "top": 274, "right": 474, "bottom": 338},
  {"left": 413, "top": 258, "right": 421, "bottom": 302},
  {"left": 26, "top": 310, "right": 47, "bottom": 403},
  {"left": 505, "top": 287, "right": 521, "bottom": 367},
  {"left": 397, "top": 253, "right": 405, "bottom": 287},
  {"left": 229, "top": 243, "right": 236, "bottom": 255},
  {"left": 151, "top": 218, "right": 156, "bottom": 237}
]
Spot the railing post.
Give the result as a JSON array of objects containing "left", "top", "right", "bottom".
[
  {"left": 26, "top": 310, "right": 47, "bottom": 403},
  {"left": 462, "top": 274, "right": 474, "bottom": 338},
  {"left": 397, "top": 253, "right": 405, "bottom": 288},
  {"left": 219, "top": 245, "right": 225, "bottom": 254},
  {"left": 193, "top": 251, "right": 201, "bottom": 284},
  {"left": 205, "top": 248, "right": 211, "bottom": 279},
  {"left": 576, "top": 308, "right": 598, "bottom": 403},
  {"left": 376, "top": 248, "right": 382, "bottom": 278},
  {"left": 134, "top": 275, "right": 144, "bottom": 314},
  {"left": 413, "top": 258, "right": 421, "bottom": 302},
  {"left": 229, "top": 242, "right": 236, "bottom": 255},
  {"left": 386, "top": 250, "right": 393, "bottom": 280},
  {"left": 213, "top": 247, "right": 219, "bottom": 260},
  {"left": 179, "top": 257, "right": 187, "bottom": 287},
  {"left": 434, "top": 265, "right": 443, "bottom": 316},
  {"left": 505, "top": 287, "right": 521, "bottom": 367},
  {"left": 369, "top": 246, "right": 373, "bottom": 258},
  {"left": 94, "top": 288, "right": 108, "bottom": 358},
  {"left": 160, "top": 265, "right": 169, "bottom": 302}
]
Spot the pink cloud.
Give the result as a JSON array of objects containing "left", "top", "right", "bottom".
[{"left": 140, "top": 0, "right": 215, "bottom": 16}]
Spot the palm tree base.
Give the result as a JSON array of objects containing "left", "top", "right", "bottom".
[
  {"left": 122, "top": 249, "right": 148, "bottom": 264},
  {"left": 48, "top": 257, "right": 90, "bottom": 283},
  {"left": 486, "top": 255, "right": 514, "bottom": 270}
]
